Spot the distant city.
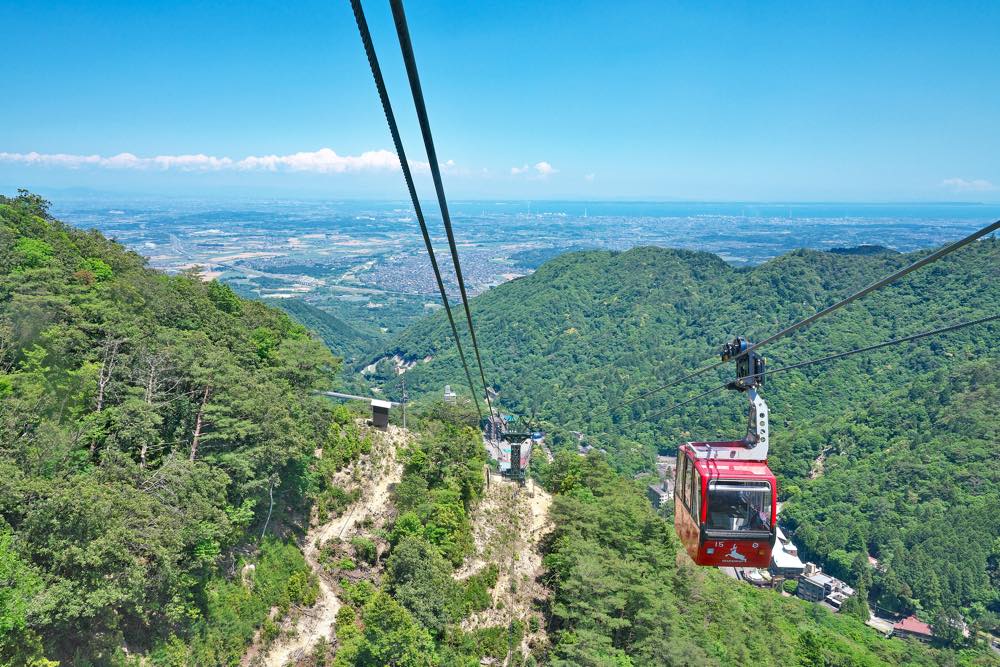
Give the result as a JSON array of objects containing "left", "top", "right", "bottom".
[{"left": 52, "top": 198, "right": 997, "bottom": 333}]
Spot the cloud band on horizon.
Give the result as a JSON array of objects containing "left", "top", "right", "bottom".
[
  {"left": 0, "top": 148, "right": 430, "bottom": 174},
  {"left": 940, "top": 177, "right": 996, "bottom": 193}
]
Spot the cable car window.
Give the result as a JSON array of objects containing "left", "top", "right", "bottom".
[
  {"left": 677, "top": 454, "right": 688, "bottom": 507},
  {"left": 706, "top": 482, "right": 771, "bottom": 532},
  {"left": 685, "top": 457, "right": 694, "bottom": 508},
  {"left": 690, "top": 467, "right": 700, "bottom": 521}
]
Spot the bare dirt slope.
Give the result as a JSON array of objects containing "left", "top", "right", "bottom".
[
  {"left": 458, "top": 473, "right": 553, "bottom": 663},
  {"left": 242, "top": 424, "right": 407, "bottom": 667}
]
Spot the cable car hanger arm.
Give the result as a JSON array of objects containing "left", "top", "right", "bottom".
[{"left": 646, "top": 313, "right": 999, "bottom": 423}]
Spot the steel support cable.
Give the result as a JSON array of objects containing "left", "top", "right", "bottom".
[
  {"left": 642, "top": 313, "right": 999, "bottom": 421},
  {"left": 389, "top": 0, "right": 497, "bottom": 420},
  {"left": 349, "top": 0, "right": 482, "bottom": 420},
  {"left": 614, "top": 219, "right": 1000, "bottom": 412}
]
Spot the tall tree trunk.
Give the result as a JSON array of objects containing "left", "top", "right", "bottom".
[
  {"left": 144, "top": 364, "right": 156, "bottom": 404},
  {"left": 261, "top": 479, "right": 276, "bottom": 539},
  {"left": 91, "top": 336, "right": 123, "bottom": 455},
  {"left": 95, "top": 337, "right": 122, "bottom": 414},
  {"left": 139, "top": 363, "right": 157, "bottom": 469},
  {"left": 190, "top": 385, "right": 211, "bottom": 462}
]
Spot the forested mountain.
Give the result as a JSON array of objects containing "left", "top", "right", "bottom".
[
  {"left": 0, "top": 192, "right": 350, "bottom": 664},
  {"left": 371, "top": 236, "right": 1000, "bottom": 631},
  {"left": 375, "top": 242, "right": 997, "bottom": 466},
  {"left": 265, "top": 297, "right": 381, "bottom": 366},
  {"left": 1, "top": 192, "right": 995, "bottom": 666}
]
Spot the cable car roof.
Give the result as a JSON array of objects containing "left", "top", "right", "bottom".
[
  {"left": 695, "top": 458, "right": 774, "bottom": 479},
  {"left": 680, "top": 444, "right": 775, "bottom": 480}
]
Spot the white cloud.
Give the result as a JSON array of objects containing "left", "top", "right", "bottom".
[
  {"left": 0, "top": 151, "right": 103, "bottom": 168},
  {"left": 584, "top": 173, "right": 596, "bottom": 182},
  {"left": 940, "top": 177, "right": 996, "bottom": 192},
  {"left": 510, "top": 161, "right": 558, "bottom": 178},
  {"left": 534, "top": 161, "right": 556, "bottom": 176},
  {"left": 0, "top": 148, "right": 410, "bottom": 174},
  {"left": 235, "top": 148, "right": 403, "bottom": 173},
  {"left": 155, "top": 154, "right": 235, "bottom": 170}
]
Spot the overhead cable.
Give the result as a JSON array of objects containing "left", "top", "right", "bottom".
[
  {"left": 389, "top": 0, "right": 497, "bottom": 419},
  {"left": 350, "top": 0, "right": 482, "bottom": 419},
  {"left": 643, "top": 313, "right": 999, "bottom": 421},
  {"left": 615, "top": 219, "right": 1000, "bottom": 411}
]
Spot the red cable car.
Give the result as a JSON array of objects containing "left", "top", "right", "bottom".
[
  {"left": 674, "top": 338, "right": 778, "bottom": 568},
  {"left": 675, "top": 442, "right": 777, "bottom": 567}
]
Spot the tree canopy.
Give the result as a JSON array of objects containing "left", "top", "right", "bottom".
[
  {"left": 374, "top": 237, "right": 1000, "bottom": 627},
  {"left": 0, "top": 191, "right": 342, "bottom": 663}
]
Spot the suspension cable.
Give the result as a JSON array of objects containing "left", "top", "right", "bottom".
[
  {"left": 614, "top": 219, "right": 1000, "bottom": 412},
  {"left": 389, "top": 0, "right": 497, "bottom": 420},
  {"left": 643, "top": 313, "right": 999, "bottom": 421},
  {"left": 349, "top": 0, "right": 482, "bottom": 420}
]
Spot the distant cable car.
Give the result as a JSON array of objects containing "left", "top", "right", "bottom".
[{"left": 674, "top": 338, "right": 777, "bottom": 567}]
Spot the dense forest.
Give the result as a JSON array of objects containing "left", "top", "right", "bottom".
[
  {"left": 2, "top": 192, "right": 996, "bottom": 666},
  {"left": 372, "top": 236, "right": 999, "bottom": 632},
  {"left": 537, "top": 452, "right": 993, "bottom": 666},
  {"left": 781, "top": 360, "right": 999, "bottom": 633},
  {"left": 0, "top": 191, "right": 349, "bottom": 664},
  {"left": 264, "top": 298, "right": 381, "bottom": 366}
]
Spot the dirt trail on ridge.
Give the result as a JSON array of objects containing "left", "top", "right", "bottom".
[
  {"left": 458, "top": 473, "right": 553, "bottom": 663},
  {"left": 242, "top": 425, "right": 406, "bottom": 667}
]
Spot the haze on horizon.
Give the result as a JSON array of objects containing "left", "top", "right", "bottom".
[{"left": 2, "top": 0, "right": 999, "bottom": 203}]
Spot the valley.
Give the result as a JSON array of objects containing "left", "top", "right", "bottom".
[
  {"left": 51, "top": 198, "right": 996, "bottom": 338},
  {"left": 1, "top": 191, "right": 997, "bottom": 666},
  {"left": 4, "top": 0, "right": 998, "bottom": 663}
]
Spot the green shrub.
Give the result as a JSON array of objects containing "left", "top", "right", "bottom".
[
  {"left": 341, "top": 580, "right": 376, "bottom": 608},
  {"left": 351, "top": 536, "right": 378, "bottom": 565},
  {"left": 462, "top": 564, "right": 499, "bottom": 614},
  {"left": 14, "top": 237, "right": 53, "bottom": 268},
  {"left": 149, "top": 540, "right": 314, "bottom": 666},
  {"left": 316, "top": 485, "right": 358, "bottom": 523},
  {"left": 78, "top": 257, "right": 113, "bottom": 281}
]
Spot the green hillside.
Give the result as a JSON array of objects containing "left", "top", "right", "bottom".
[
  {"left": 0, "top": 192, "right": 350, "bottom": 664},
  {"left": 266, "top": 297, "right": 381, "bottom": 365},
  {"left": 1, "top": 193, "right": 994, "bottom": 665},
  {"left": 372, "top": 238, "right": 1000, "bottom": 629},
  {"left": 539, "top": 452, "right": 993, "bottom": 666},
  {"left": 782, "top": 360, "right": 999, "bottom": 628}
]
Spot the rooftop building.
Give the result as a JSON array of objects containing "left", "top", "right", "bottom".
[
  {"left": 770, "top": 548, "right": 805, "bottom": 577},
  {"left": 647, "top": 481, "right": 672, "bottom": 509},
  {"left": 768, "top": 526, "right": 805, "bottom": 577},
  {"left": 796, "top": 566, "right": 854, "bottom": 607},
  {"left": 892, "top": 615, "right": 934, "bottom": 642}
]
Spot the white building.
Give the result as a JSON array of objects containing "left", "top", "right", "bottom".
[{"left": 769, "top": 526, "right": 805, "bottom": 577}]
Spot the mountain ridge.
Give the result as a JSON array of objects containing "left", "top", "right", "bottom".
[
  {"left": 2, "top": 193, "right": 996, "bottom": 664},
  {"left": 368, "top": 237, "right": 1000, "bottom": 629}
]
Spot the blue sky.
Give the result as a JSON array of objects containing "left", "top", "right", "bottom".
[{"left": 2, "top": 0, "right": 998, "bottom": 201}]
